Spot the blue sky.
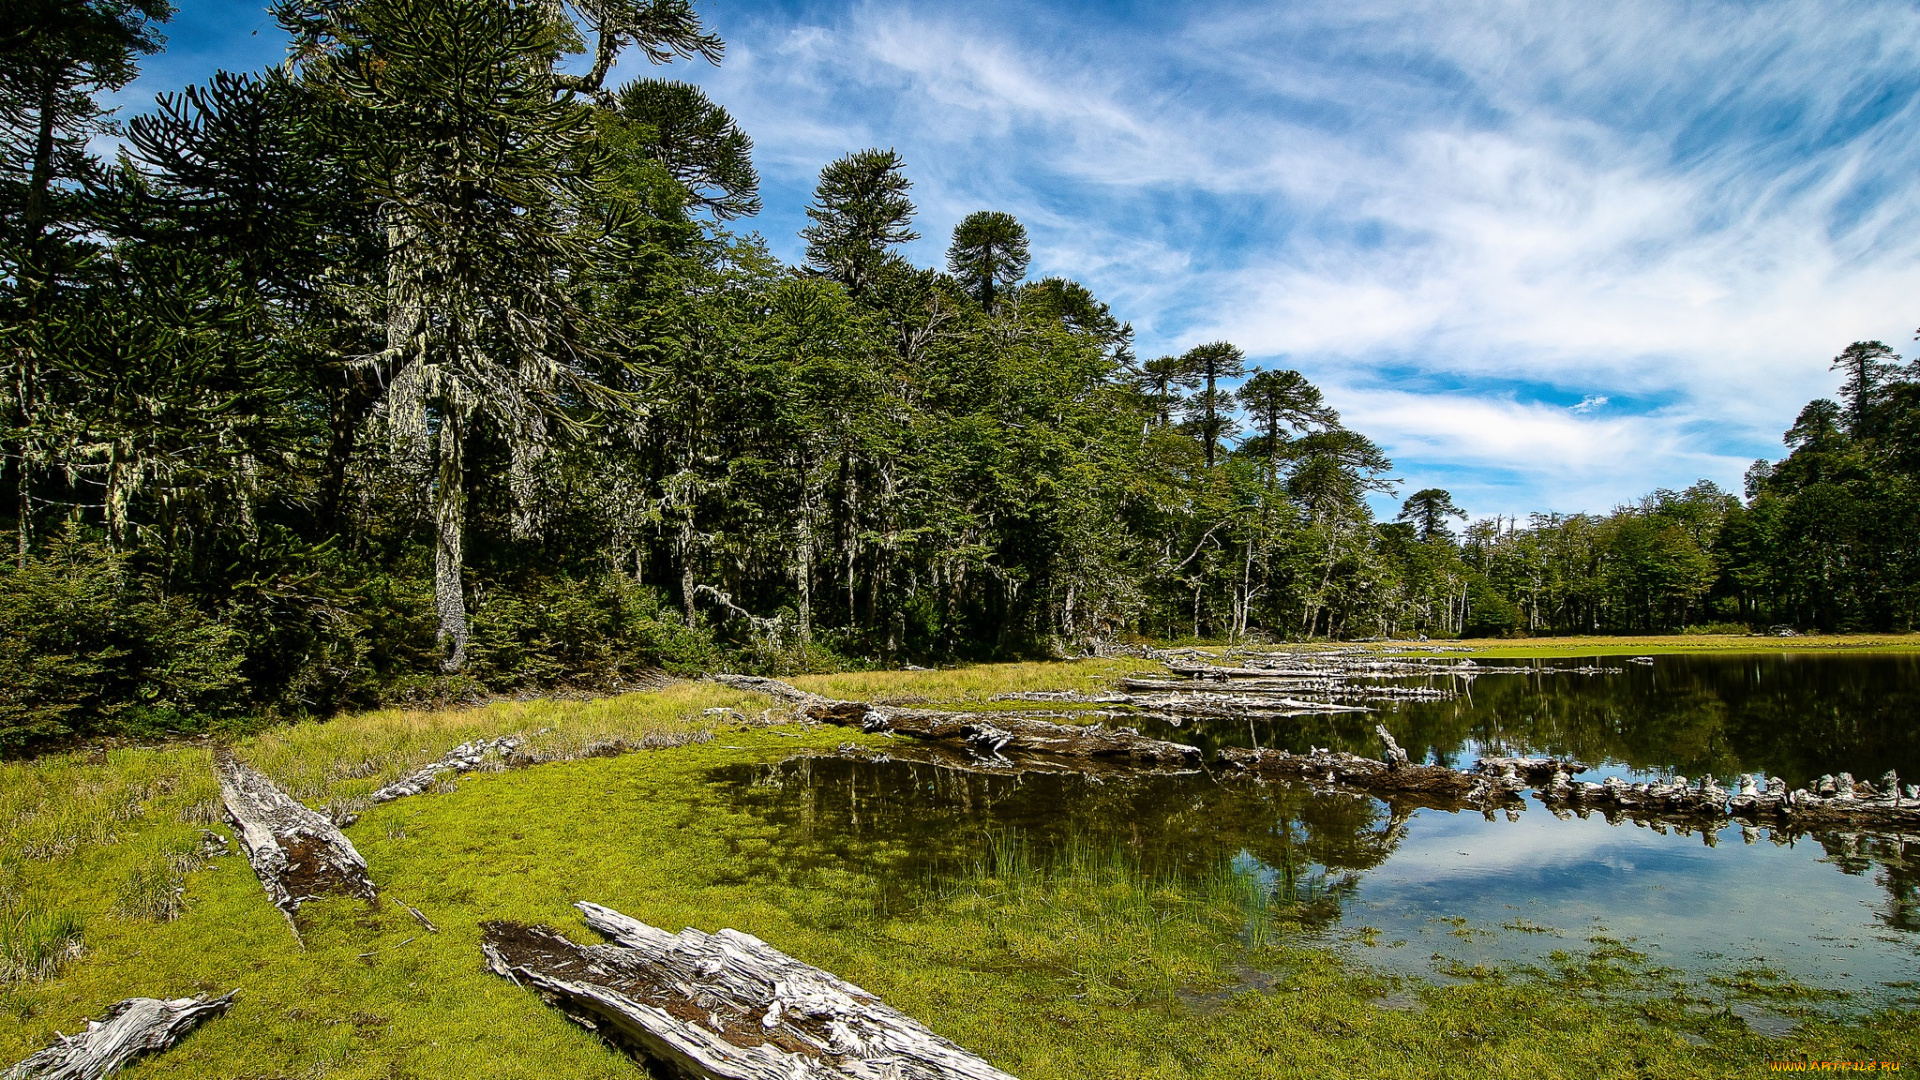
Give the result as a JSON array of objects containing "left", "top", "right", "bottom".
[{"left": 113, "top": 0, "right": 1920, "bottom": 521}]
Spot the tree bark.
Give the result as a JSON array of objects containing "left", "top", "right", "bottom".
[
  {"left": 482, "top": 903, "right": 1019, "bottom": 1080},
  {"left": 434, "top": 412, "right": 468, "bottom": 672},
  {"left": 215, "top": 752, "right": 378, "bottom": 939},
  {"left": 4, "top": 992, "right": 236, "bottom": 1080}
]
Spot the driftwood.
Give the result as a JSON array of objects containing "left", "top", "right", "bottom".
[
  {"left": 1216, "top": 745, "right": 1526, "bottom": 809},
  {"left": 215, "top": 752, "right": 377, "bottom": 937},
  {"left": 1727, "top": 771, "right": 1920, "bottom": 827},
  {"left": 721, "top": 675, "right": 1920, "bottom": 835},
  {"left": 711, "top": 675, "right": 1201, "bottom": 769},
  {"left": 4, "top": 992, "right": 235, "bottom": 1080},
  {"left": 483, "top": 903, "right": 1018, "bottom": 1080},
  {"left": 366, "top": 735, "right": 524, "bottom": 804},
  {"left": 1537, "top": 770, "right": 1730, "bottom": 819}
]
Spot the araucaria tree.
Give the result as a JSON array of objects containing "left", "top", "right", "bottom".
[
  {"left": 1180, "top": 341, "right": 1247, "bottom": 467},
  {"left": 800, "top": 148, "right": 917, "bottom": 297},
  {"left": 946, "top": 210, "right": 1030, "bottom": 308},
  {"left": 10, "top": 0, "right": 1920, "bottom": 751},
  {"left": 280, "top": 0, "right": 718, "bottom": 670}
]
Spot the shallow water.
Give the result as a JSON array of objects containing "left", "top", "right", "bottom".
[{"left": 708, "top": 652, "right": 1920, "bottom": 1005}]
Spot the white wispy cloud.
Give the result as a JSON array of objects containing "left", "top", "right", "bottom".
[{"left": 133, "top": 0, "right": 1912, "bottom": 518}]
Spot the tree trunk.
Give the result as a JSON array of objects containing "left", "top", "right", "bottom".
[
  {"left": 483, "top": 904, "right": 1019, "bottom": 1080},
  {"left": 13, "top": 77, "right": 60, "bottom": 569},
  {"left": 433, "top": 413, "right": 468, "bottom": 672},
  {"left": 4, "top": 993, "right": 236, "bottom": 1080},
  {"left": 795, "top": 516, "right": 813, "bottom": 644}
]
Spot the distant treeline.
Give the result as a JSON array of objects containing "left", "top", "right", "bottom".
[{"left": 4, "top": 0, "right": 1917, "bottom": 749}]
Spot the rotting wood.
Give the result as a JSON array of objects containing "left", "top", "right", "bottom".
[
  {"left": 3, "top": 991, "right": 235, "bottom": 1080},
  {"left": 715, "top": 675, "right": 1920, "bottom": 835},
  {"left": 830, "top": 740, "right": 1202, "bottom": 779},
  {"left": 1216, "top": 745, "right": 1526, "bottom": 810},
  {"left": 215, "top": 751, "right": 377, "bottom": 938},
  {"left": 710, "top": 675, "right": 1202, "bottom": 769},
  {"left": 481, "top": 902, "right": 1019, "bottom": 1080},
  {"left": 366, "top": 735, "right": 523, "bottom": 805}
]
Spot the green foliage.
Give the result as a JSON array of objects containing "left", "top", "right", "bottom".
[
  {"left": 945, "top": 210, "right": 1029, "bottom": 307},
  {"left": 467, "top": 573, "right": 720, "bottom": 685},
  {"left": 0, "top": 533, "right": 246, "bottom": 749},
  {"left": 8, "top": 0, "right": 1920, "bottom": 752},
  {"left": 801, "top": 147, "right": 917, "bottom": 296}
]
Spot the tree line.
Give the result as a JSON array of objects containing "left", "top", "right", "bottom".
[{"left": 4, "top": 0, "right": 1918, "bottom": 749}]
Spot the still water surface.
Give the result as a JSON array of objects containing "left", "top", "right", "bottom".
[{"left": 709, "top": 653, "right": 1920, "bottom": 1005}]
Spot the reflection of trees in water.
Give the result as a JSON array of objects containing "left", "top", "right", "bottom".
[
  {"left": 1149, "top": 655, "right": 1920, "bottom": 788},
  {"left": 1814, "top": 831, "right": 1920, "bottom": 933},
  {"left": 713, "top": 758, "right": 1409, "bottom": 925},
  {"left": 710, "top": 672, "right": 1920, "bottom": 939}
]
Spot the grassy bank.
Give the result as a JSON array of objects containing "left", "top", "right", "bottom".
[
  {"left": 3, "top": 663, "right": 1916, "bottom": 1077},
  {"left": 1204, "top": 632, "right": 1920, "bottom": 658}
]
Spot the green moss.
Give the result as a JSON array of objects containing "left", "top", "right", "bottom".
[{"left": 1, "top": 668, "right": 1916, "bottom": 1077}]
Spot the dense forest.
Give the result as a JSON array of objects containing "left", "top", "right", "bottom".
[{"left": 5, "top": 0, "right": 1919, "bottom": 748}]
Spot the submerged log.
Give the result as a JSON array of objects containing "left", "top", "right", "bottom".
[
  {"left": 4, "top": 992, "right": 235, "bottom": 1080},
  {"left": 1536, "top": 770, "right": 1729, "bottom": 820},
  {"left": 1478, "top": 756, "right": 1590, "bottom": 786},
  {"left": 1215, "top": 745, "right": 1524, "bottom": 809},
  {"left": 483, "top": 903, "right": 1018, "bottom": 1080},
  {"left": 216, "top": 752, "right": 377, "bottom": 936},
  {"left": 710, "top": 675, "right": 1202, "bottom": 769}
]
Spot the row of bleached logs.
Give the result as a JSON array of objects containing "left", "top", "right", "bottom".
[
  {"left": 719, "top": 676, "right": 1920, "bottom": 833},
  {"left": 709, "top": 675, "right": 1202, "bottom": 770},
  {"left": 483, "top": 903, "right": 1019, "bottom": 1080}
]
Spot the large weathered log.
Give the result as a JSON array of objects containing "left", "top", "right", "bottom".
[
  {"left": 1216, "top": 745, "right": 1527, "bottom": 809},
  {"left": 710, "top": 675, "right": 1202, "bottom": 769},
  {"left": 3, "top": 992, "right": 235, "bottom": 1080},
  {"left": 366, "top": 735, "right": 524, "bottom": 805},
  {"left": 215, "top": 752, "right": 377, "bottom": 936},
  {"left": 1536, "top": 770, "right": 1730, "bottom": 820},
  {"left": 482, "top": 903, "right": 1018, "bottom": 1080}
]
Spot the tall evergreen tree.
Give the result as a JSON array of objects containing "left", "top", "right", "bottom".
[
  {"left": 1, "top": 0, "right": 172, "bottom": 565},
  {"left": 610, "top": 78, "right": 758, "bottom": 219},
  {"left": 946, "top": 210, "right": 1029, "bottom": 308},
  {"left": 1397, "top": 488, "right": 1465, "bottom": 543},
  {"left": 282, "top": 0, "right": 710, "bottom": 669},
  {"left": 801, "top": 148, "right": 916, "bottom": 298},
  {"left": 1832, "top": 340, "right": 1899, "bottom": 436},
  {"left": 1235, "top": 368, "right": 1336, "bottom": 475},
  {"left": 1179, "top": 341, "right": 1246, "bottom": 467}
]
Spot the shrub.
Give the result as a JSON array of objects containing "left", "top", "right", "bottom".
[{"left": 0, "top": 532, "right": 249, "bottom": 751}]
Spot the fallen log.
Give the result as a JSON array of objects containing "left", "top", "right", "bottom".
[
  {"left": 1536, "top": 770, "right": 1730, "bottom": 820},
  {"left": 4, "top": 992, "right": 235, "bottom": 1080},
  {"left": 1478, "top": 756, "right": 1590, "bottom": 786},
  {"left": 216, "top": 752, "right": 377, "bottom": 937},
  {"left": 366, "top": 735, "right": 523, "bottom": 805},
  {"left": 829, "top": 740, "right": 1202, "bottom": 779},
  {"left": 482, "top": 903, "right": 1018, "bottom": 1080},
  {"left": 1727, "top": 771, "right": 1920, "bottom": 828},
  {"left": 710, "top": 675, "right": 1202, "bottom": 769},
  {"left": 1215, "top": 745, "right": 1526, "bottom": 809}
]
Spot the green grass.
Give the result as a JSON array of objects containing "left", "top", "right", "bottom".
[
  {"left": 1, "top": 662, "right": 1915, "bottom": 1077},
  {"left": 1161, "top": 633, "right": 1920, "bottom": 658}
]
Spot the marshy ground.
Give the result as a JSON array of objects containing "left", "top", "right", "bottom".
[{"left": 4, "top": 641, "right": 1918, "bottom": 1078}]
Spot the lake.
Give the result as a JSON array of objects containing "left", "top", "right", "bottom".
[{"left": 709, "top": 652, "right": 1920, "bottom": 1012}]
